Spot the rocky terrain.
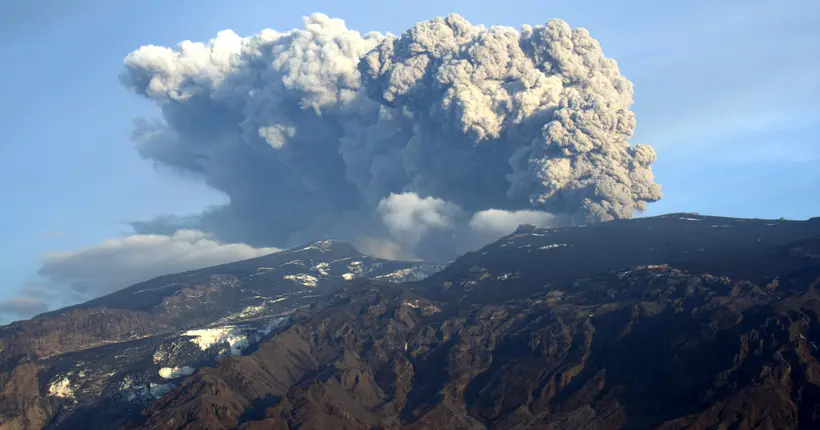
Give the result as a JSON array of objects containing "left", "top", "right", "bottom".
[
  {"left": 0, "top": 240, "right": 444, "bottom": 430},
  {"left": 2, "top": 213, "right": 820, "bottom": 429}
]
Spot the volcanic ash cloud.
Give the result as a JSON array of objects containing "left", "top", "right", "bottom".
[{"left": 120, "top": 13, "right": 662, "bottom": 260}]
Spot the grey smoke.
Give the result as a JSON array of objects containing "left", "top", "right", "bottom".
[
  {"left": 0, "top": 297, "right": 49, "bottom": 319},
  {"left": 0, "top": 231, "right": 277, "bottom": 322},
  {"left": 120, "top": 13, "right": 661, "bottom": 260},
  {"left": 38, "top": 230, "right": 279, "bottom": 298}
]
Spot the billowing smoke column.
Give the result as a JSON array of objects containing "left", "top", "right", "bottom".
[{"left": 120, "top": 13, "right": 661, "bottom": 260}]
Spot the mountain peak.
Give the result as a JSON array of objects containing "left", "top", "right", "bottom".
[
  {"left": 284, "top": 239, "right": 363, "bottom": 256},
  {"left": 513, "top": 223, "right": 539, "bottom": 234}
]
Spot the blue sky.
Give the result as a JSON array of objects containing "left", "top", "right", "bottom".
[{"left": 0, "top": 0, "right": 818, "bottom": 321}]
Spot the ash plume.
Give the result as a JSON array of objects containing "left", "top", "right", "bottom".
[{"left": 120, "top": 13, "right": 661, "bottom": 260}]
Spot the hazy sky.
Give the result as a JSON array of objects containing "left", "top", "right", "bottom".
[{"left": 1, "top": 0, "right": 818, "bottom": 322}]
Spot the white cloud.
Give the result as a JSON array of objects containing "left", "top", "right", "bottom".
[
  {"left": 377, "top": 193, "right": 463, "bottom": 251},
  {"left": 372, "top": 201, "right": 571, "bottom": 259},
  {"left": 469, "top": 209, "right": 564, "bottom": 238},
  {"left": 38, "top": 230, "right": 279, "bottom": 298}
]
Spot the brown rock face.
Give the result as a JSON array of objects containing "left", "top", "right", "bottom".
[
  {"left": 122, "top": 259, "right": 820, "bottom": 429},
  {"left": 0, "top": 362, "right": 56, "bottom": 430},
  {"left": 0, "top": 241, "right": 442, "bottom": 428}
]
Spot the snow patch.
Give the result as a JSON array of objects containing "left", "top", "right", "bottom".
[
  {"left": 327, "top": 257, "right": 352, "bottom": 265},
  {"left": 496, "top": 273, "right": 520, "bottom": 281},
  {"left": 120, "top": 376, "right": 175, "bottom": 402},
  {"left": 538, "top": 244, "right": 567, "bottom": 250},
  {"left": 616, "top": 270, "right": 633, "bottom": 278},
  {"left": 183, "top": 318, "right": 288, "bottom": 358},
  {"left": 226, "top": 304, "right": 265, "bottom": 320},
  {"left": 312, "top": 262, "right": 330, "bottom": 275},
  {"left": 158, "top": 366, "right": 195, "bottom": 379},
  {"left": 374, "top": 268, "right": 414, "bottom": 281},
  {"left": 283, "top": 273, "right": 319, "bottom": 288},
  {"left": 297, "top": 240, "right": 336, "bottom": 252},
  {"left": 119, "top": 376, "right": 147, "bottom": 402},
  {"left": 258, "top": 317, "right": 288, "bottom": 335},
  {"left": 49, "top": 376, "right": 74, "bottom": 399},
  {"left": 134, "top": 282, "right": 187, "bottom": 294},
  {"left": 183, "top": 326, "right": 251, "bottom": 356},
  {"left": 149, "top": 382, "right": 175, "bottom": 398},
  {"left": 347, "top": 261, "right": 366, "bottom": 276}
]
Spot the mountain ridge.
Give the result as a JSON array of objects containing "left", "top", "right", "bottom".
[{"left": 1, "top": 213, "right": 820, "bottom": 429}]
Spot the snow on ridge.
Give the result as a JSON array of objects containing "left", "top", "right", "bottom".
[
  {"left": 220, "top": 295, "right": 292, "bottom": 323},
  {"left": 48, "top": 376, "right": 74, "bottom": 399},
  {"left": 159, "top": 366, "right": 195, "bottom": 379},
  {"left": 183, "top": 326, "right": 251, "bottom": 356},
  {"left": 497, "top": 272, "right": 519, "bottom": 281},
  {"left": 222, "top": 304, "right": 266, "bottom": 321},
  {"left": 259, "top": 317, "right": 287, "bottom": 335},
  {"left": 374, "top": 266, "right": 443, "bottom": 283},
  {"left": 134, "top": 282, "right": 187, "bottom": 294},
  {"left": 280, "top": 260, "right": 305, "bottom": 267},
  {"left": 347, "top": 261, "right": 365, "bottom": 276},
  {"left": 283, "top": 273, "right": 319, "bottom": 288},
  {"left": 120, "top": 376, "right": 175, "bottom": 402},
  {"left": 295, "top": 240, "right": 338, "bottom": 252},
  {"left": 328, "top": 257, "right": 353, "bottom": 264},
  {"left": 312, "top": 262, "right": 330, "bottom": 275},
  {"left": 374, "top": 268, "right": 414, "bottom": 281},
  {"left": 182, "top": 317, "right": 288, "bottom": 358}
]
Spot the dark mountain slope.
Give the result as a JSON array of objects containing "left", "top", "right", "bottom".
[
  {"left": 120, "top": 214, "right": 820, "bottom": 429},
  {"left": 129, "top": 265, "right": 820, "bottom": 429},
  {"left": 422, "top": 213, "right": 820, "bottom": 305},
  {"left": 0, "top": 241, "right": 444, "bottom": 430},
  {"left": 40, "top": 240, "right": 425, "bottom": 316},
  {"left": 2, "top": 213, "right": 820, "bottom": 429},
  {"left": 0, "top": 240, "right": 443, "bottom": 360}
]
